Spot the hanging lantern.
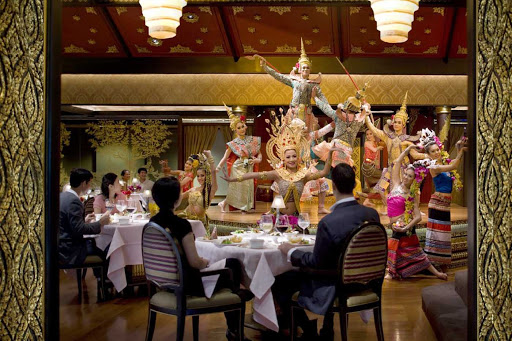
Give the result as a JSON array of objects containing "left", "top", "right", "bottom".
[
  {"left": 370, "top": 0, "right": 420, "bottom": 43},
  {"left": 139, "top": 0, "right": 188, "bottom": 39}
]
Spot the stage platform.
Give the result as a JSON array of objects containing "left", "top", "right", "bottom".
[{"left": 207, "top": 201, "right": 468, "bottom": 229}]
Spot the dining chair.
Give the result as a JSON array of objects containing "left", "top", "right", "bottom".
[
  {"left": 59, "top": 254, "right": 108, "bottom": 303},
  {"left": 142, "top": 222, "right": 247, "bottom": 341},
  {"left": 290, "top": 221, "right": 388, "bottom": 341}
]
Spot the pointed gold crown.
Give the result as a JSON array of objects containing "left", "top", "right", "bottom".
[
  {"left": 394, "top": 92, "right": 409, "bottom": 123},
  {"left": 297, "top": 38, "right": 312, "bottom": 68},
  {"left": 265, "top": 112, "right": 310, "bottom": 169},
  {"left": 343, "top": 83, "right": 368, "bottom": 113},
  {"left": 223, "top": 102, "right": 245, "bottom": 131}
]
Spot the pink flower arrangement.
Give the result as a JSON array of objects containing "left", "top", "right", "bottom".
[{"left": 128, "top": 184, "right": 141, "bottom": 192}]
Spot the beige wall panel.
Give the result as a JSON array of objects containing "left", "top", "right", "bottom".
[{"left": 62, "top": 74, "right": 468, "bottom": 106}]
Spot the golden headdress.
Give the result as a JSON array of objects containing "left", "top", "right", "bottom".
[
  {"left": 223, "top": 102, "right": 246, "bottom": 132},
  {"left": 394, "top": 92, "right": 409, "bottom": 123},
  {"left": 297, "top": 38, "right": 312, "bottom": 68},
  {"left": 265, "top": 111, "right": 310, "bottom": 169},
  {"left": 343, "top": 83, "right": 368, "bottom": 113}
]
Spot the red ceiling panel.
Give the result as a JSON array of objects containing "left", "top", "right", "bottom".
[
  {"left": 107, "top": 6, "right": 230, "bottom": 57},
  {"left": 226, "top": 6, "right": 339, "bottom": 56},
  {"left": 345, "top": 6, "right": 455, "bottom": 58},
  {"left": 448, "top": 8, "right": 468, "bottom": 58},
  {"left": 62, "top": 7, "right": 126, "bottom": 57}
]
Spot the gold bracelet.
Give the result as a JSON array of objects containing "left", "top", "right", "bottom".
[
  {"left": 259, "top": 171, "right": 268, "bottom": 180},
  {"left": 208, "top": 156, "right": 214, "bottom": 164},
  {"left": 237, "top": 175, "right": 243, "bottom": 182}
]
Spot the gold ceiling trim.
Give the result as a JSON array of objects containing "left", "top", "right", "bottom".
[{"left": 61, "top": 74, "right": 468, "bottom": 106}]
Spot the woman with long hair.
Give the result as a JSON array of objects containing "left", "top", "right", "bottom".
[{"left": 93, "top": 172, "right": 126, "bottom": 214}]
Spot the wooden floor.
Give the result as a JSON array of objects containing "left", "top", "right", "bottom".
[
  {"left": 59, "top": 268, "right": 462, "bottom": 340},
  {"left": 207, "top": 201, "right": 468, "bottom": 227}
]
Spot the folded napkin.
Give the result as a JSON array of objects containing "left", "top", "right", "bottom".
[
  {"left": 200, "top": 259, "right": 226, "bottom": 298},
  {"left": 359, "top": 309, "right": 372, "bottom": 323}
]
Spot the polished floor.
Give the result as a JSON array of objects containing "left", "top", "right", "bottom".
[{"left": 59, "top": 267, "right": 461, "bottom": 340}]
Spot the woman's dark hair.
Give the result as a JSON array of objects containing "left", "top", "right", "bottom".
[
  {"left": 152, "top": 177, "right": 181, "bottom": 210},
  {"left": 70, "top": 168, "right": 93, "bottom": 188},
  {"left": 331, "top": 163, "right": 356, "bottom": 194},
  {"left": 121, "top": 169, "right": 129, "bottom": 176},
  {"left": 101, "top": 173, "right": 118, "bottom": 198},
  {"left": 137, "top": 167, "right": 148, "bottom": 174}
]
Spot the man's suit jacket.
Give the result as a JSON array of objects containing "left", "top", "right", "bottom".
[
  {"left": 291, "top": 200, "right": 380, "bottom": 315},
  {"left": 59, "top": 191, "right": 101, "bottom": 265}
]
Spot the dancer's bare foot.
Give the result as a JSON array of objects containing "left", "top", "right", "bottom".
[
  {"left": 436, "top": 272, "right": 448, "bottom": 281},
  {"left": 318, "top": 207, "right": 330, "bottom": 214},
  {"left": 384, "top": 273, "right": 393, "bottom": 280},
  {"left": 363, "top": 198, "right": 375, "bottom": 207},
  {"left": 218, "top": 200, "right": 227, "bottom": 213}
]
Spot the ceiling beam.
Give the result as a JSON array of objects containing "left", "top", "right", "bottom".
[
  {"left": 98, "top": 6, "right": 132, "bottom": 57},
  {"left": 443, "top": 8, "right": 458, "bottom": 63},
  {"left": 218, "top": 6, "right": 240, "bottom": 62},
  {"left": 336, "top": 7, "right": 344, "bottom": 62}
]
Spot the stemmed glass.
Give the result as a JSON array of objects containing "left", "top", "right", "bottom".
[
  {"left": 126, "top": 199, "right": 137, "bottom": 219},
  {"left": 105, "top": 199, "right": 114, "bottom": 213},
  {"left": 275, "top": 215, "right": 290, "bottom": 234},
  {"left": 259, "top": 214, "right": 274, "bottom": 234},
  {"left": 298, "top": 213, "right": 310, "bottom": 237},
  {"left": 116, "top": 199, "right": 127, "bottom": 215}
]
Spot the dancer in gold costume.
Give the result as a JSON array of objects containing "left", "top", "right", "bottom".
[{"left": 216, "top": 105, "right": 262, "bottom": 212}]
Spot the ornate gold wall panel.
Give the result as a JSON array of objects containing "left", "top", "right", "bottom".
[
  {"left": 477, "top": 0, "right": 512, "bottom": 339},
  {"left": 61, "top": 74, "right": 468, "bottom": 106},
  {"left": 0, "top": 1, "right": 45, "bottom": 339}
]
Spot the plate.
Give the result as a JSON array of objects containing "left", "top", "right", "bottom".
[
  {"left": 217, "top": 241, "right": 245, "bottom": 247},
  {"left": 289, "top": 238, "right": 315, "bottom": 246}
]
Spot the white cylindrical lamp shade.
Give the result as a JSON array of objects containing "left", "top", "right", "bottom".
[
  {"left": 139, "top": 0, "right": 188, "bottom": 39},
  {"left": 271, "top": 195, "right": 286, "bottom": 209},
  {"left": 370, "top": 0, "right": 420, "bottom": 43}
]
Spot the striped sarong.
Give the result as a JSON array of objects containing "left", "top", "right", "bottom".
[
  {"left": 387, "top": 228, "right": 431, "bottom": 278},
  {"left": 424, "top": 194, "right": 452, "bottom": 266}
]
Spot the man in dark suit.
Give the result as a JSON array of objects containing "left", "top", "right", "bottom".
[
  {"left": 276, "top": 163, "right": 380, "bottom": 340},
  {"left": 59, "top": 168, "right": 110, "bottom": 268}
]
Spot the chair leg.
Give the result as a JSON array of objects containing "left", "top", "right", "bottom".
[
  {"left": 192, "top": 316, "right": 199, "bottom": 341},
  {"left": 339, "top": 311, "right": 348, "bottom": 341},
  {"left": 176, "top": 314, "right": 186, "bottom": 341},
  {"left": 290, "top": 306, "right": 296, "bottom": 341},
  {"left": 239, "top": 303, "right": 246, "bottom": 341},
  {"left": 97, "top": 267, "right": 106, "bottom": 302},
  {"left": 76, "top": 269, "right": 83, "bottom": 303},
  {"left": 82, "top": 268, "right": 87, "bottom": 279},
  {"left": 373, "top": 307, "right": 384, "bottom": 341},
  {"left": 145, "top": 309, "right": 156, "bottom": 341}
]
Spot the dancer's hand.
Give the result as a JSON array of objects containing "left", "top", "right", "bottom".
[
  {"left": 405, "top": 144, "right": 421, "bottom": 153},
  {"left": 456, "top": 137, "right": 468, "bottom": 152}
]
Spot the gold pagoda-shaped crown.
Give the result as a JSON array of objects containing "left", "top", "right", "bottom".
[
  {"left": 343, "top": 83, "right": 368, "bottom": 113},
  {"left": 394, "top": 92, "right": 409, "bottom": 123},
  {"left": 297, "top": 38, "right": 312, "bottom": 68}
]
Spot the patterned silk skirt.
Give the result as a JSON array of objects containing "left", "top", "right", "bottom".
[
  {"left": 387, "top": 227, "right": 431, "bottom": 278},
  {"left": 225, "top": 159, "right": 255, "bottom": 211},
  {"left": 424, "top": 194, "right": 452, "bottom": 266}
]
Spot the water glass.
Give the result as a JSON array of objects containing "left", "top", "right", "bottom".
[
  {"left": 116, "top": 199, "right": 127, "bottom": 214},
  {"left": 298, "top": 213, "right": 310, "bottom": 236},
  {"left": 259, "top": 214, "right": 274, "bottom": 234}
]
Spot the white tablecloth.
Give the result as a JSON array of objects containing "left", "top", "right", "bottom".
[
  {"left": 195, "top": 239, "right": 314, "bottom": 332},
  {"left": 96, "top": 219, "right": 206, "bottom": 291}
]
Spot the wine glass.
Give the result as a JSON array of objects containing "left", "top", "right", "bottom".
[
  {"left": 116, "top": 199, "right": 127, "bottom": 215},
  {"left": 298, "top": 213, "right": 310, "bottom": 237},
  {"left": 126, "top": 199, "right": 137, "bottom": 218},
  {"left": 105, "top": 199, "right": 114, "bottom": 213},
  {"left": 275, "top": 215, "right": 290, "bottom": 234},
  {"left": 259, "top": 214, "right": 274, "bottom": 234}
]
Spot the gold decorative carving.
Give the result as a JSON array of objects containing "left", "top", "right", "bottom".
[
  {"left": 259, "top": 39, "right": 268, "bottom": 45},
  {"left": 304, "top": 39, "right": 312, "bottom": 45},
  {"left": 269, "top": 6, "right": 291, "bottom": 16},
  {"left": 350, "top": 7, "right": 361, "bottom": 15},
  {"left": 106, "top": 45, "right": 119, "bottom": 54},
  {"left": 86, "top": 7, "right": 98, "bottom": 15},
  {"left": 200, "top": 27, "right": 208, "bottom": 33},
  {"left": 312, "top": 27, "right": 320, "bottom": 33},
  {"left": 139, "top": 15, "right": 145, "bottom": 21},
  {"left": 275, "top": 44, "right": 298, "bottom": 53},
  {"left": 137, "top": 27, "right": 145, "bottom": 33},
  {"left": 417, "top": 16, "right": 424, "bottom": 21},
  {"left": 212, "top": 45, "right": 225, "bottom": 53},
  {"left": 382, "top": 45, "right": 406, "bottom": 54},
  {"left": 243, "top": 45, "right": 257, "bottom": 53},
  {"left": 369, "top": 40, "right": 376, "bottom": 46},
  {"left": 183, "top": 13, "right": 199, "bottom": 23},
  {"left": 351, "top": 45, "right": 364, "bottom": 54},
  {"left": 170, "top": 45, "right": 193, "bottom": 53},
  {"left": 61, "top": 74, "right": 468, "bottom": 106},
  {"left": 60, "top": 124, "right": 71, "bottom": 186},
  {"left": 360, "top": 27, "right": 367, "bottom": 33},
  {"left": 301, "top": 15, "right": 309, "bottom": 20},
  {"left": 457, "top": 45, "right": 468, "bottom": 54},
  {"left": 477, "top": 0, "right": 512, "bottom": 338},
  {"left": 424, "top": 28, "right": 432, "bottom": 34},
  {"left": 116, "top": 7, "right": 127, "bottom": 15},
  {"left": 199, "top": 6, "right": 212, "bottom": 15},
  {"left": 233, "top": 6, "right": 244, "bottom": 15},
  {"left": 0, "top": 0, "right": 45, "bottom": 338},
  {"left": 90, "top": 27, "right": 98, "bottom": 33},
  {"left": 73, "top": 15, "right": 81, "bottom": 21},
  {"left": 254, "top": 14, "right": 262, "bottom": 20},
  {"left": 88, "top": 39, "right": 96, "bottom": 45},
  {"left": 317, "top": 46, "right": 331, "bottom": 53},
  {"left": 86, "top": 120, "right": 172, "bottom": 177},
  {"left": 316, "top": 7, "right": 328, "bottom": 15},
  {"left": 433, "top": 7, "right": 445, "bottom": 16},
  {"left": 248, "top": 27, "right": 256, "bottom": 33},
  {"left": 64, "top": 44, "right": 90, "bottom": 53},
  {"left": 135, "top": 44, "right": 151, "bottom": 53},
  {"left": 196, "top": 39, "right": 204, "bottom": 44},
  {"left": 414, "top": 40, "right": 421, "bottom": 46},
  {"left": 423, "top": 46, "right": 439, "bottom": 54}
]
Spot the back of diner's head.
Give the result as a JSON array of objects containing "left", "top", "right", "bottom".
[
  {"left": 69, "top": 168, "right": 93, "bottom": 188},
  {"left": 331, "top": 163, "right": 355, "bottom": 195},
  {"left": 152, "top": 177, "right": 181, "bottom": 211}
]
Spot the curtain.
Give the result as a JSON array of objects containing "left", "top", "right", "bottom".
[
  {"left": 447, "top": 126, "right": 465, "bottom": 206},
  {"left": 220, "top": 126, "right": 232, "bottom": 143},
  {"left": 184, "top": 125, "right": 218, "bottom": 159}
]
